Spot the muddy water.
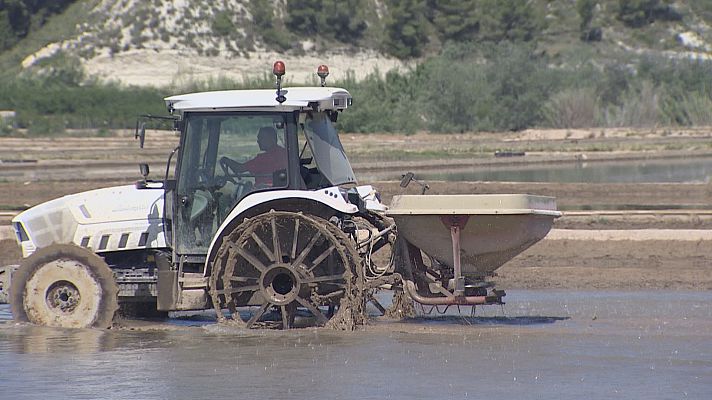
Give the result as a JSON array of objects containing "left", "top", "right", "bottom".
[{"left": 1, "top": 290, "right": 711, "bottom": 399}]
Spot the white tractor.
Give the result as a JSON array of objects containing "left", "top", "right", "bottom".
[{"left": 8, "top": 62, "right": 560, "bottom": 329}]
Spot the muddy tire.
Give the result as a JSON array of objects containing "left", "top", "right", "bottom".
[
  {"left": 210, "top": 211, "right": 360, "bottom": 329},
  {"left": 10, "top": 244, "right": 118, "bottom": 329}
]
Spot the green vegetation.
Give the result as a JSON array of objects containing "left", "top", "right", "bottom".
[
  {"left": 247, "top": 0, "right": 291, "bottom": 51},
  {"left": 0, "top": 0, "right": 77, "bottom": 52},
  {"left": 616, "top": 0, "right": 681, "bottom": 28},
  {"left": 382, "top": 0, "right": 430, "bottom": 58},
  {"left": 2, "top": 42, "right": 711, "bottom": 136},
  {"left": 285, "top": 0, "right": 368, "bottom": 45},
  {"left": 1, "top": 0, "right": 711, "bottom": 136},
  {"left": 211, "top": 11, "right": 235, "bottom": 37}
]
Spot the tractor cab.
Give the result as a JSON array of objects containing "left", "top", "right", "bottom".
[{"left": 161, "top": 63, "right": 358, "bottom": 258}]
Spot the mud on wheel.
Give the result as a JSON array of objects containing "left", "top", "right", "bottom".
[
  {"left": 10, "top": 244, "right": 118, "bottom": 329},
  {"left": 209, "top": 211, "right": 360, "bottom": 329}
]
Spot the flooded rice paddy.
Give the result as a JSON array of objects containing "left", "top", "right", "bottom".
[
  {"left": 410, "top": 156, "right": 712, "bottom": 183},
  {"left": 1, "top": 290, "right": 711, "bottom": 399}
]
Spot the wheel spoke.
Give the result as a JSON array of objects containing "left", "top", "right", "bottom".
[
  {"left": 303, "top": 274, "right": 345, "bottom": 284},
  {"left": 306, "top": 245, "right": 336, "bottom": 273},
  {"left": 296, "top": 296, "right": 329, "bottom": 325},
  {"left": 292, "top": 231, "right": 322, "bottom": 268},
  {"left": 290, "top": 218, "right": 300, "bottom": 260},
  {"left": 280, "top": 305, "right": 290, "bottom": 329},
  {"left": 232, "top": 245, "right": 266, "bottom": 273},
  {"left": 271, "top": 217, "right": 282, "bottom": 262},
  {"left": 229, "top": 276, "right": 257, "bottom": 283},
  {"left": 245, "top": 302, "right": 271, "bottom": 328},
  {"left": 251, "top": 232, "right": 275, "bottom": 262},
  {"left": 214, "top": 284, "right": 260, "bottom": 295}
]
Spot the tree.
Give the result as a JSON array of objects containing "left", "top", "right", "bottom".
[
  {"left": 429, "top": 0, "right": 480, "bottom": 43},
  {"left": 285, "top": 0, "right": 322, "bottom": 35},
  {"left": 322, "top": 0, "right": 367, "bottom": 43},
  {"left": 382, "top": 0, "right": 429, "bottom": 59},
  {"left": 477, "top": 0, "right": 546, "bottom": 42},
  {"left": 617, "top": 0, "right": 680, "bottom": 28},
  {"left": 285, "top": 0, "right": 367, "bottom": 44}
]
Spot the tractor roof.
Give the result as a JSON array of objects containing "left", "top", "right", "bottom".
[{"left": 165, "top": 86, "right": 352, "bottom": 113}]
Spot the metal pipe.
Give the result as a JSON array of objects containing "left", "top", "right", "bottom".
[
  {"left": 450, "top": 225, "right": 464, "bottom": 296},
  {"left": 356, "top": 223, "right": 396, "bottom": 249},
  {"left": 403, "top": 280, "right": 490, "bottom": 306}
]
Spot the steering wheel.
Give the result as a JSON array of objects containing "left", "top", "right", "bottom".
[
  {"left": 219, "top": 157, "right": 241, "bottom": 184},
  {"left": 194, "top": 167, "right": 228, "bottom": 191}
]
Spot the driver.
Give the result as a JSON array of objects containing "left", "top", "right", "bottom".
[{"left": 220, "top": 126, "right": 288, "bottom": 187}]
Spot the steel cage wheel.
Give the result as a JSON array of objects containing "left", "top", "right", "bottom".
[
  {"left": 210, "top": 211, "right": 359, "bottom": 329},
  {"left": 10, "top": 244, "right": 119, "bottom": 329}
]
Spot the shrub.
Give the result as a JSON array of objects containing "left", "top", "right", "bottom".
[
  {"left": 212, "top": 11, "right": 235, "bottom": 37},
  {"left": 542, "top": 87, "right": 599, "bottom": 129},
  {"left": 601, "top": 81, "right": 665, "bottom": 127}
]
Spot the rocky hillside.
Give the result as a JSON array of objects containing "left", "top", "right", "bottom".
[{"left": 2, "top": 0, "right": 711, "bottom": 86}]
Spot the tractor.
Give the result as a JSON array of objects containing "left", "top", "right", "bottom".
[{"left": 8, "top": 62, "right": 560, "bottom": 329}]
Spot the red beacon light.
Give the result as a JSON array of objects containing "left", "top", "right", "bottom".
[
  {"left": 317, "top": 64, "right": 329, "bottom": 87},
  {"left": 273, "top": 60, "right": 286, "bottom": 77},
  {"left": 273, "top": 60, "right": 286, "bottom": 104}
]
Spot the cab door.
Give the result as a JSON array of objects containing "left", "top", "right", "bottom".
[{"left": 172, "top": 112, "right": 292, "bottom": 257}]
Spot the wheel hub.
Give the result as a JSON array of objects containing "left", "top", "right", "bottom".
[
  {"left": 46, "top": 280, "right": 81, "bottom": 313},
  {"left": 260, "top": 264, "right": 302, "bottom": 306}
]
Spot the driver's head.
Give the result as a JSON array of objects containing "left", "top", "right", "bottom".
[{"left": 257, "top": 126, "right": 278, "bottom": 151}]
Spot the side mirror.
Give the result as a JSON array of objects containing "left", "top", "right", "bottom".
[
  {"left": 140, "top": 163, "right": 150, "bottom": 179},
  {"left": 400, "top": 172, "right": 415, "bottom": 188},
  {"left": 328, "top": 111, "right": 338, "bottom": 123},
  {"left": 399, "top": 172, "right": 429, "bottom": 194},
  {"left": 135, "top": 122, "right": 146, "bottom": 148}
]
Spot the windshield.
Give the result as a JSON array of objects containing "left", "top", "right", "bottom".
[{"left": 303, "top": 112, "right": 356, "bottom": 186}]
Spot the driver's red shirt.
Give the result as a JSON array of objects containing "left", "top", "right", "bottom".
[{"left": 243, "top": 146, "right": 288, "bottom": 186}]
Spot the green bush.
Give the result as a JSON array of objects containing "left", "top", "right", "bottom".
[
  {"left": 212, "top": 11, "right": 235, "bottom": 37},
  {"left": 26, "top": 115, "right": 66, "bottom": 136},
  {"left": 0, "top": 76, "right": 165, "bottom": 130},
  {"left": 336, "top": 70, "right": 424, "bottom": 134}
]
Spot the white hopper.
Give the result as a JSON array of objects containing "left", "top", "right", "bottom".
[{"left": 387, "top": 194, "right": 561, "bottom": 280}]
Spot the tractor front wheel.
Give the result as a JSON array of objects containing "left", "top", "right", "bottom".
[{"left": 10, "top": 244, "right": 118, "bottom": 329}]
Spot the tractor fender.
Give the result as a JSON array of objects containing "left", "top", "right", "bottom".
[{"left": 204, "top": 188, "right": 358, "bottom": 276}]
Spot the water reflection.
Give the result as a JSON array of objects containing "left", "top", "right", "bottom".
[
  {"left": 0, "top": 325, "right": 116, "bottom": 354},
  {"left": 403, "top": 157, "right": 712, "bottom": 183},
  {"left": 1, "top": 292, "right": 711, "bottom": 400}
]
